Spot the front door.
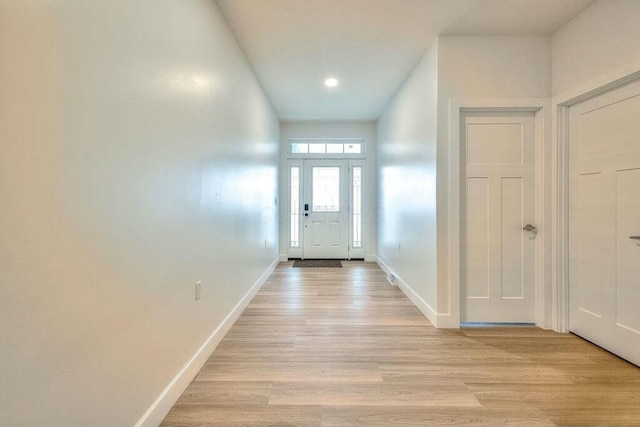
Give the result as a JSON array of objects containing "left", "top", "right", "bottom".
[
  {"left": 302, "top": 159, "right": 348, "bottom": 259},
  {"left": 461, "top": 111, "right": 536, "bottom": 323}
]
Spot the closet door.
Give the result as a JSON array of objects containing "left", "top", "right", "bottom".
[{"left": 569, "top": 79, "right": 640, "bottom": 366}]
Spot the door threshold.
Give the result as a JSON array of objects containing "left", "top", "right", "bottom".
[{"left": 460, "top": 322, "right": 535, "bottom": 328}]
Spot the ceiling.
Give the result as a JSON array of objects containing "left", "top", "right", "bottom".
[{"left": 215, "top": 0, "right": 596, "bottom": 121}]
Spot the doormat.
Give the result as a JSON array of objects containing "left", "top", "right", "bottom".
[{"left": 292, "top": 259, "right": 343, "bottom": 268}]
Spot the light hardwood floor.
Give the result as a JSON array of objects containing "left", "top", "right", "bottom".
[{"left": 161, "top": 261, "right": 640, "bottom": 426}]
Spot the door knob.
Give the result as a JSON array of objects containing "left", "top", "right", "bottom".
[{"left": 523, "top": 224, "right": 537, "bottom": 232}]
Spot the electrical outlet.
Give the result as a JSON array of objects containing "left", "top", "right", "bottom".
[{"left": 195, "top": 281, "right": 201, "bottom": 301}]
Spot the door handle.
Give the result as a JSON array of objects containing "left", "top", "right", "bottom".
[
  {"left": 304, "top": 203, "right": 309, "bottom": 211},
  {"left": 630, "top": 236, "right": 640, "bottom": 240},
  {"left": 523, "top": 224, "right": 538, "bottom": 237}
]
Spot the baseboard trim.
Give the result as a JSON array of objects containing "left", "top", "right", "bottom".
[
  {"left": 375, "top": 257, "right": 438, "bottom": 327},
  {"left": 134, "top": 257, "right": 280, "bottom": 427},
  {"left": 375, "top": 256, "right": 394, "bottom": 282},
  {"left": 396, "top": 277, "right": 438, "bottom": 327}
]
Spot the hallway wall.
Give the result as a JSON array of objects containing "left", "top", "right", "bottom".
[
  {"left": 0, "top": 1, "right": 278, "bottom": 426},
  {"left": 377, "top": 42, "right": 439, "bottom": 319},
  {"left": 552, "top": 0, "right": 640, "bottom": 96}
]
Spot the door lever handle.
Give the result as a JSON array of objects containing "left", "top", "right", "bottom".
[
  {"left": 630, "top": 236, "right": 640, "bottom": 240},
  {"left": 523, "top": 224, "right": 537, "bottom": 232}
]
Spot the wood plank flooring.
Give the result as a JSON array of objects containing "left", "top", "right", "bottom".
[{"left": 161, "top": 261, "right": 640, "bottom": 426}]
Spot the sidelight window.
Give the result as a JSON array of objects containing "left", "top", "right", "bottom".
[
  {"left": 352, "top": 167, "right": 362, "bottom": 248},
  {"left": 290, "top": 166, "right": 300, "bottom": 247}
]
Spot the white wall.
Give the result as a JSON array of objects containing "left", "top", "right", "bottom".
[
  {"left": 278, "top": 121, "right": 377, "bottom": 260},
  {"left": 438, "top": 36, "right": 551, "bottom": 101},
  {"left": 435, "top": 36, "right": 551, "bottom": 324},
  {"left": 552, "top": 0, "right": 640, "bottom": 96},
  {"left": 0, "top": 1, "right": 278, "bottom": 426},
  {"left": 377, "top": 42, "right": 439, "bottom": 319}
]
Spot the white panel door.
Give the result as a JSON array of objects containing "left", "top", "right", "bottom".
[
  {"left": 303, "top": 159, "right": 348, "bottom": 259},
  {"left": 569, "top": 79, "right": 640, "bottom": 367},
  {"left": 461, "top": 112, "right": 536, "bottom": 323}
]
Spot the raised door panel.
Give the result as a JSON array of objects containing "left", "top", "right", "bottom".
[
  {"left": 572, "top": 172, "right": 606, "bottom": 319},
  {"left": 615, "top": 167, "right": 640, "bottom": 335},
  {"left": 329, "top": 220, "right": 342, "bottom": 248},
  {"left": 310, "top": 220, "right": 324, "bottom": 248},
  {"left": 577, "top": 94, "right": 640, "bottom": 160},
  {"left": 466, "top": 177, "right": 490, "bottom": 299},
  {"left": 467, "top": 123, "right": 523, "bottom": 166},
  {"left": 501, "top": 177, "right": 525, "bottom": 299}
]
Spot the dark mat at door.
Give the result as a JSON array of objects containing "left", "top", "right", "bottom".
[{"left": 293, "top": 259, "right": 343, "bottom": 268}]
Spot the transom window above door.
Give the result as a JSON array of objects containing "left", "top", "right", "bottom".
[{"left": 288, "top": 138, "right": 364, "bottom": 156}]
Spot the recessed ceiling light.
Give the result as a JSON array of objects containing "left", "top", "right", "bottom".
[{"left": 324, "top": 78, "right": 338, "bottom": 88}]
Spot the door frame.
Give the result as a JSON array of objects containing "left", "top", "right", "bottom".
[
  {"left": 448, "top": 99, "right": 551, "bottom": 329},
  {"left": 553, "top": 60, "right": 640, "bottom": 333}
]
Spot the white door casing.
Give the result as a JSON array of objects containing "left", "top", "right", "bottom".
[
  {"left": 302, "top": 159, "right": 349, "bottom": 259},
  {"left": 461, "top": 112, "right": 536, "bottom": 323},
  {"left": 569, "top": 78, "right": 640, "bottom": 367}
]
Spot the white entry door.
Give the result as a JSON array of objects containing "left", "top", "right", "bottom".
[
  {"left": 569, "top": 79, "right": 640, "bottom": 367},
  {"left": 461, "top": 112, "right": 536, "bottom": 323},
  {"left": 302, "top": 159, "right": 348, "bottom": 259}
]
